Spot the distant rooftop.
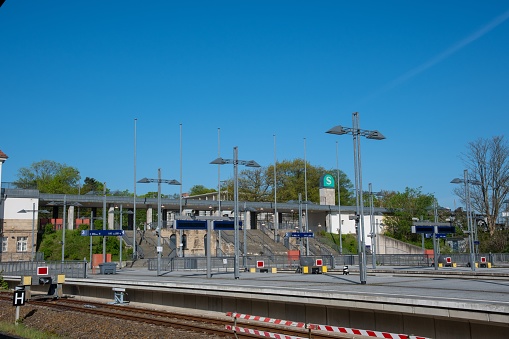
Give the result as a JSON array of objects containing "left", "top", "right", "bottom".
[{"left": 0, "top": 149, "right": 7, "bottom": 159}]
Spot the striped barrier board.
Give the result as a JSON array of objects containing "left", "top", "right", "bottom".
[
  {"left": 225, "top": 325, "right": 306, "bottom": 339},
  {"left": 226, "top": 312, "right": 307, "bottom": 328},
  {"left": 309, "top": 324, "right": 430, "bottom": 339},
  {"left": 226, "top": 312, "right": 430, "bottom": 339}
]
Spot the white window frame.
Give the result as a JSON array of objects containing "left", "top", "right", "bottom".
[
  {"left": 16, "top": 236, "right": 28, "bottom": 253},
  {"left": 1, "top": 237, "right": 7, "bottom": 253}
]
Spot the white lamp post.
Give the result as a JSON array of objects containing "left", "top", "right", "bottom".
[
  {"left": 138, "top": 169, "right": 180, "bottom": 276},
  {"left": 326, "top": 112, "right": 385, "bottom": 284},
  {"left": 211, "top": 146, "right": 260, "bottom": 279},
  {"left": 451, "top": 170, "right": 480, "bottom": 271}
]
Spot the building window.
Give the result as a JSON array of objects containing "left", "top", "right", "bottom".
[
  {"left": 16, "top": 237, "right": 28, "bottom": 252},
  {"left": 1, "top": 237, "right": 7, "bottom": 253}
]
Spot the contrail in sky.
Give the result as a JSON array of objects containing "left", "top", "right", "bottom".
[{"left": 360, "top": 8, "right": 509, "bottom": 104}]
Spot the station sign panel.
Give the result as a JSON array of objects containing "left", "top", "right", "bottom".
[
  {"left": 286, "top": 232, "right": 314, "bottom": 238},
  {"left": 81, "top": 230, "right": 125, "bottom": 236},
  {"left": 175, "top": 219, "right": 207, "bottom": 230},
  {"left": 213, "top": 220, "right": 243, "bottom": 230}
]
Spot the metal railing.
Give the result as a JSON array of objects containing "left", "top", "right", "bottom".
[{"left": 0, "top": 260, "right": 87, "bottom": 278}]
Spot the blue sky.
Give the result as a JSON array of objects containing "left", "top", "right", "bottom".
[{"left": 1, "top": 1, "right": 508, "bottom": 209}]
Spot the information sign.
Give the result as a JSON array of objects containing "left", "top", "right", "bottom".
[{"left": 81, "top": 230, "right": 125, "bottom": 236}]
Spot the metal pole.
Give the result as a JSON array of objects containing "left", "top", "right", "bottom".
[
  {"left": 157, "top": 169, "right": 162, "bottom": 276},
  {"left": 243, "top": 202, "right": 247, "bottom": 269},
  {"left": 274, "top": 134, "right": 278, "bottom": 241},
  {"left": 119, "top": 205, "right": 123, "bottom": 269},
  {"left": 179, "top": 123, "right": 183, "bottom": 257},
  {"left": 89, "top": 210, "right": 94, "bottom": 268},
  {"left": 304, "top": 138, "right": 309, "bottom": 255},
  {"left": 133, "top": 118, "right": 137, "bottom": 260},
  {"left": 233, "top": 146, "right": 240, "bottom": 279},
  {"left": 61, "top": 195, "right": 67, "bottom": 264},
  {"left": 31, "top": 202, "right": 35, "bottom": 261},
  {"left": 102, "top": 183, "right": 107, "bottom": 264},
  {"left": 206, "top": 220, "right": 211, "bottom": 278},
  {"left": 369, "top": 183, "right": 376, "bottom": 269},
  {"left": 336, "top": 141, "right": 343, "bottom": 254},
  {"left": 217, "top": 128, "right": 222, "bottom": 254},
  {"left": 465, "top": 169, "right": 475, "bottom": 271},
  {"left": 298, "top": 193, "right": 303, "bottom": 253},
  {"left": 353, "top": 112, "right": 367, "bottom": 284}
]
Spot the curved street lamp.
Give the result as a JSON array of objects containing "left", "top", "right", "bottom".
[
  {"left": 138, "top": 169, "right": 181, "bottom": 276},
  {"left": 210, "top": 146, "right": 260, "bottom": 279},
  {"left": 326, "top": 112, "right": 385, "bottom": 285}
]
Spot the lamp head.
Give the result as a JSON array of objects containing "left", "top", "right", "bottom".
[
  {"left": 366, "top": 130, "right": 386, "bottom": 140},
  {"left": 326, "top": 125, "right": 348, "bottom": 135}
]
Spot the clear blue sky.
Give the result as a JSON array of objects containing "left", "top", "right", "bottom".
[{"left": 1, "top": 1, "right": 508, "bottom": 209}]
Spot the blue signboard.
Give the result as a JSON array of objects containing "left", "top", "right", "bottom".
[
  {"left": 175, "top": 219, "right": 207, "bottom": 230},
  {"left": 81, "top": 230, "right": 125, "bottom": 236},
  {"left": 213, "top": 220, "right": 243, "bottom": 230},
  {"left": 412, "top": 225, "right": 455, "bottom": 234},
  {"left": 287, "top": 232, "right": 314, "bottom": 238}
]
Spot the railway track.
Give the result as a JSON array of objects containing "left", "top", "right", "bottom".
[{"left": 0, "top": 293, "right": 351, "bottom": 339}]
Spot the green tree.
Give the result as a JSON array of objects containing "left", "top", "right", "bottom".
[
  {"left": 81, "top": 177, "right": 105, "bottom": 195},
  {"left": 263, "top": 159, "right": 354, "bottom": 204},
  {"left": 15, "top": 160, "right": 80, "bottom": 193},
  {"left": 381, "top": 187, "right": 435, "bottom": 242},
  {"left": 188, "top": 185, "right": 216, "bottom": 196}
]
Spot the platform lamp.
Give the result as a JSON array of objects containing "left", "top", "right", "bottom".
[
  {"left": 210, "top": 146, "right": 260, "bottom": 279},
  {"left": 138, "top": 169, "right": 181, "bottom": 276},
  {"left": 451, "top": 170, "right": 480, "bottom": 271},
  {"left": 326, "top": 112, "right": 385, "bottom": 285},
  {"left": 18, "top": 203, "right": 50, "bottom": 260}
]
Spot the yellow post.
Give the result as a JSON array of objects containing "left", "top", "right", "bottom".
[
  {"left": 303, "top": 266, "right": 309, "bottom": 274},
  {"left": 271, "top": 267, "right": 277, "bottom": 274},
  {"left": 249, "top": 268, "right": 256, "bottom": 273},
  {"left": 452, "top": 263, "right": 457, "bottom": 268},
  {"left": 321, "top": 266, "right": 328, "bottom": 273},
  {"left": 488, "top": 262, "right": 492, "bottom": 268}
]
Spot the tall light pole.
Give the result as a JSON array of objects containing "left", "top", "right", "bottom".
[
  {"left": 273, "top": 134, "right": 278, "bottom": 241},
  {"left": 138, "top": 169, "right": 181, "bottom": 276},
  {"left": 326, "top": 112, "right": 385, "bottom": 284},
  {"left": 133, "top": 118, "right": 138, "bottom": 260},
  {"left": 336, "top": 141, "right": 343, "bottom": 254},
  {"left": 102, "top": 183, "right": 107, "bottom": 264},
  {"left": 304, "top": 138, "right": 309, "bottom": 255},
  {"left": 18, "top": 203, "right": 49, "bottom": 260},
  {"left": 210, "top": 146, "right": 260, "bottom": 279},
  {"left": 451, "top": 170, "right": 480, "bottom": 271}
]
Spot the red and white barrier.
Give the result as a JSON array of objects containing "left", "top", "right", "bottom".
[
  {"left": 225, "top": 325, "right": 306, "bottom": 339},
  {"left": 226, "top": 312, "right": 430, "bottom": 339},
  {"left": 226, "top": 312, "right": 307, "bottom": 328},
  {"left": 309, "top": 324, "right": 430, "bottom": 339}
]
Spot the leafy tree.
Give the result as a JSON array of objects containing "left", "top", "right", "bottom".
[
  {"left": 262, "top": 159, "right": 354, "bottom": 204},
  {"left": 15, "top": 160, "right": 80, "bottom": 193},
  {"left": 188, "top": 185, "right": 216, "bottom": 196},
  {"left": 456, "top": 136, "right": 509, "bottom": 236},
  {"left": 81, "top": 177, "right": 105, "bottom": 195},
  {"left": 381, "top": 187, "right": 435, "bottom": 242}
]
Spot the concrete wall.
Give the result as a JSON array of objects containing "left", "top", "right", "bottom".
[{"left": 377, "top": 234, "right": 424, "bottom": 254}]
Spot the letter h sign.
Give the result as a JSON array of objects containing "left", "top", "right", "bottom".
[{"left": 13, "top": 290, "right": 25, "bottom": 306}]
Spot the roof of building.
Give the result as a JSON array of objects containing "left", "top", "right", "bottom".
[{"left": 0, "top": 149, "right": 8, "bottom": 159}]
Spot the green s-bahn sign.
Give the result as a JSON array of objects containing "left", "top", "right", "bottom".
[{"left": 320, "top": 174, "right": 335, "bottom": 188}]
